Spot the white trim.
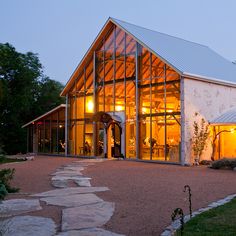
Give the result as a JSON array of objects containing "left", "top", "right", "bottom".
[{"left": 183, "top": 72, "right": 236, "bottom": 88}]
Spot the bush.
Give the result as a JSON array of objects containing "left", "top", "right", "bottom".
[
  {"left": 0, "top": 184, "right": 8, "bottom": 200},
  {"left": 0, "top": 168, "right": 19, "bottom": 194},
  {"left": 0, "top": 145, "right": 7, "bottom": 163},
  {"left": 210, "top": 158, "right": 236, "bottom": 170},
  {"left": 200, "top": 160, "right": 212, "bottom": 165}
]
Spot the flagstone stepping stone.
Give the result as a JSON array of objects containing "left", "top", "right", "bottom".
[
  {"left": 51, "top": 170, "right": 83, "bottom": 176},
  {"left": 51, "top": 176, "right": 91, "bottom": 187},
  {"left": 52, "top": 176, "right": 91, "bottom": 182},
  {"left": 63, "top": 166, "right": 84, "bottom": 171},
  {"left": 0, "top": 199, "right": 42, "bottom": 217},
  {"left": 31, "top": 187, "right": 109, "bottom": 197},
  {"left": 61, "top": 201, "right": 115, "bottom": 231},
  {"left": 74, "top": 178, "right": 91, "bottom": 187},
  {"left": 51, "top": 179, "right": 68, "bottom": 188},
  {"left": 41, "top": 193, "right": 103, "bottom": 207},
  {"left": 0, "top": 216, "right": 56, "bottom": 236},
  {"left": 57, "top": 228, "right": 125, "bottom": 236}
]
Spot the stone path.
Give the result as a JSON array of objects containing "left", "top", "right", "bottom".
[{"left": 0, "top": 159, "right": 124, "bottom": 236}]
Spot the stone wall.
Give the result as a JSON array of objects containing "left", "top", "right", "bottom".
[{"left": 183, "top": 77, "right": 236, "bottom": 164}]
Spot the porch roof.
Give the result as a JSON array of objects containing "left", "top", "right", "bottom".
[
  {"left": 210, "top": 107, "right": 236, "bottom": 125},
  {"left": 22, "top": 104, "right": 66, "bottom": 128}
]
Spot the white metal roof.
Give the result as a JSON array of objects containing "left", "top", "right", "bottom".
[
  {"left": 22, "top": 104, "right": 66, "bottom": 128},
  {"left": 111, "top": 18, "right": 236, "bottom": 84},
  {"left": 210, "top": 108, "right": 236, "bottom": 125}
]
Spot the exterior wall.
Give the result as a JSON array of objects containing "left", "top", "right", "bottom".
[{"left": 184, "top": 78, "right": 236, "bottom": 164}]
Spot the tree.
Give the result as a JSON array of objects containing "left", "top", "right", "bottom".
[
  {"left": 0, "top": 43, "right": 64, "bottom": 154},
  {"left": 192, "top": 118, "right": 209, "bottom": 165}
]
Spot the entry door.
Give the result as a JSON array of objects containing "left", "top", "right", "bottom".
[{"left": 111, "top": 123, "right": 122, "bottom": 157}]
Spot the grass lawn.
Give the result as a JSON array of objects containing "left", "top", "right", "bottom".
[
  {"left": 176, "top": 197, "right": 236, "bottom": 235},
  {"left": 0, "top": 156, "right": 25, "bottom": 164}
]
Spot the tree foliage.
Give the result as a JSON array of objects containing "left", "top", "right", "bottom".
[{"left": 0, "top": 43, "right": 64, "bottom": 154}]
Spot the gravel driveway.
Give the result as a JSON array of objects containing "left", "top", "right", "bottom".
[
  {"left": 84, "top": 160, "right": 236, "bottom": 236},
  {"left": 1, "top": 157, "right": 236, "bottom": 235}
]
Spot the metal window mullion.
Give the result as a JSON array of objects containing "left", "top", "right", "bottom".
[
  {"left": 135, "top": 42, "right": 140, "bottom": 159},
  {"left": 83, "top": 68, "right": 86, "bottom": 155},
  {"left": 65, "top": 94, "right": 68, "bottom": 156},
  {"left": 74, "top": 88, "right": 77, "bottom": 155},
  {"left": 103, "top": 38, "right": 105, "bottom": 111},
  {"left": 43, "top": 119, "right": 46, "bottom": 153},
  {"left": 49, "top": 117, "right": 52, "bottom": 153},
  {"left": 124, "top": 33, "right": 127, "bottom": 158},
  {"left": 56, "top": 112, "right": 59, "bottom": 154},
  {"left": 164, "top": 64, "right": 167, "bottom": 161},
  {"left": 93, "top": 50, "right": 97, "bottom": 156},
  {"left": 150, "top": 52, "right": 152, "bottom": 160},
  {"left": 113, "top": 27, "right": 116, "bottom": 113}
]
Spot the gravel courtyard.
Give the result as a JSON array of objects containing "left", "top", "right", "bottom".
[
  {"left": 84, "top": 160, "right": 236, "bottom": 235},
  {"left": 1, "top": 156, "right": 236, "bottom": 235}
]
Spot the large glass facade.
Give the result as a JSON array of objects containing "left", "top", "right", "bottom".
[
  {"left": 66, "top": 23, "right": 181, "bottom": 162},
  {"left": 27, "top": 107, "right": 65, "bottom": 154}
]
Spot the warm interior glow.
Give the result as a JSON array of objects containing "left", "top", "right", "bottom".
[
  {"left": 230, "top": 128, "right": 236, "bottom": 133},
  {"left": 142, "top": 107, "right": 147, "bottom": 114},
  {"left": 86, "top": 99, "right": 94, "bottom": 113},
  {"left": 115, "top": 105, "right": 124, "bottom": 111}
]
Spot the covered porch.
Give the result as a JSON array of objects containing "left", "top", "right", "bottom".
[{"left": 210, "top": 108, "right": 236, "bottom": 160}]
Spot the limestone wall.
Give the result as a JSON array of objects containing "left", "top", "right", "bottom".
[{"left": 183, "top": 78, "right": 236, "bottom": 164}]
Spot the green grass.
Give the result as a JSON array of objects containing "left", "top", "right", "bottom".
[
  {"left": 176, "top": 198, "right": 236, "bottom": 236},
  {"left": 0, "top": 156, "right": 25, "bottom": 164}
]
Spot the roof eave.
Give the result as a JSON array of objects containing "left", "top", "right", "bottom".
[
  {"left": 210, "top": 122, "right": 236, "bottom": 126},
  {"left": 60, "top": 18, "right": 114, "bottom": 97},
  {"left": 183, "top": 72, "right": 236, "bottom": 87},
  {"left": 22, "top": 104, "right": 66, "bottom": 128}
]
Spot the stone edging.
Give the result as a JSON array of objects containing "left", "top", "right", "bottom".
[{"left": 160, "top": 193, "right": 236, "bottom": 236}]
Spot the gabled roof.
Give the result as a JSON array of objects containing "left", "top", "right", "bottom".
[
  {"left": 61, "top": 17, "right": 236, "bottom": 96},
  {"left": 22, "top": 104, "right": 66, "bottom": 128},
  {"left": 210, "top": 107, "right": 236, "bottom": 125},
  {"left": 111, "top": 18, "right": 236, "bottom": 84}
]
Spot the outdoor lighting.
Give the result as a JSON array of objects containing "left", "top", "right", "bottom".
[{"left": 86, "top": 99, "right": 94, "bottom": 113}]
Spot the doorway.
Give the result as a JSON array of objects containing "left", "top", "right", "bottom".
[{"left": 107, "top": 122, "right": 122, "bottom": 158}]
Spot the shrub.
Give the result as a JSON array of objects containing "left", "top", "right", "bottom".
[
  {"left": 0, "top": 184, "right": 8, "bottom": 200},
  {"left": 0, "top": 168, "right": 19, "bottom": 193},
  {"left": 200, "top": 160, "right": 212, "bottom": 165},
  {"left": 0, "top": 145, "right": 7, "bottom": 163},
  {"left": 210, "top": 158, "right": 236, "bottom": 170}
]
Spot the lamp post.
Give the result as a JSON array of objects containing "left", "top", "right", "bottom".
[{"left": 211, "top": 128, "right": 236, "bottom": 160}]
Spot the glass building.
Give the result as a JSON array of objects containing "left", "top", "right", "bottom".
[
  {"left": 23, "top": 18, "right": 236, "bottom": 165},
  {"left": 61, "top": 19, "right": 181, "bottom": 163}
]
